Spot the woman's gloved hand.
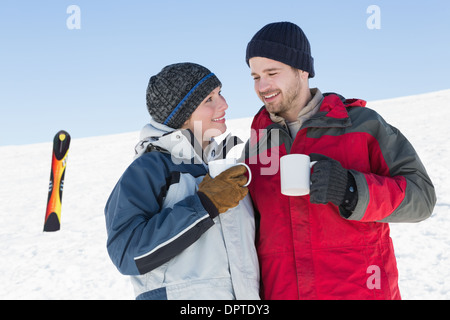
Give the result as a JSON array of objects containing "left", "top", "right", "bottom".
[{"left": 198, "top": 165, "right": 249, "bottom": 216}]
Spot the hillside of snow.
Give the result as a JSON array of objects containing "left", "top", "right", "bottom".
[{"left": 1, "top": 89, "right": 449, "bottom": 300}]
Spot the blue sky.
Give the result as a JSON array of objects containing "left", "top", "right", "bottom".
[{"left": 1, "top": 0, "right": 449, "bottom": 146}]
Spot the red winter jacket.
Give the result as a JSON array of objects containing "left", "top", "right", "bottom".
[{"left": 244, "top": 93, "right": 436, "bottom": 300}]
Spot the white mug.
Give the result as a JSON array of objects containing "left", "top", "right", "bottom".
[
  {"left": 280, "top": 154, "right": 317, "bottom": 196},
  {"left": 208, "top": 158, "right": 252, "bottom": 187}
]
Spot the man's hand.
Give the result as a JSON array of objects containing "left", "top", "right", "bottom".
[{"left": 309, "top": 153, "right": 350, "bottom": 206}]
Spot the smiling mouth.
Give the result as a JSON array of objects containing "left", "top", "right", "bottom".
[
  {"left": 262, "top": 92, "right": 280, "bottom": 100},
  {"left": 212, "top": 116, "right": 225, "bottom": 122}
]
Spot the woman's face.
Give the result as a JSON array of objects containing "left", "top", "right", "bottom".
[{"left": 182, "top": 86, "right": 228, "bottom": 148}]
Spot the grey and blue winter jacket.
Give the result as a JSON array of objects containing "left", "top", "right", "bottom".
[{"left": 104, "top": 120, "right": 260, "bottom": 300}]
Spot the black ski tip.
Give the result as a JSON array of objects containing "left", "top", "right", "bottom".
[
  {"left": 43, "top": 212, "right": 61, "bottom": 232},
  {"left": 54, "top": 130, "right": 71, "bottom": 142},
  {"left": 53, "top": 130, "right": 71, "bottom": 160}
]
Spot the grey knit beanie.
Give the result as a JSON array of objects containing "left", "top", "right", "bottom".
[
  {"left": 246, "top": 21, "right": 315, "bottom": 78},
  {"left": 146, "top": 63, "right": 222, "bottom": 129}
]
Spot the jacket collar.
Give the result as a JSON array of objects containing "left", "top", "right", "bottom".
[
  {"left": 269, "top": 88, "right": 324, "bottom": 126},
  {"left": 251, "top": 92, "right": 366, "bottom": 131},
  {"left": 134, "top": 118, "right": 242, "bottom": 164}
]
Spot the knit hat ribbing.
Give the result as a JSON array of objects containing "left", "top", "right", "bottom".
[
  {"left": 146, "top": 63, "right": 222, "bottom": 129},
  {"left": 246, "top": 21, "right": 315, "bottom": 78}
]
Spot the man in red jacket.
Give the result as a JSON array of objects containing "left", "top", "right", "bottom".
[{"left": 244, "top": 21, "right": 436, "bottom": 300}]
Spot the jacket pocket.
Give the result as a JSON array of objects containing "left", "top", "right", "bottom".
[{"left": 136, "top": 287, "right": 167, "bottom": 300}]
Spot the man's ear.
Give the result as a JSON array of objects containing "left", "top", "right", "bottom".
[{"left": 300, "top": 69, "right": 310, "bottom": 80}]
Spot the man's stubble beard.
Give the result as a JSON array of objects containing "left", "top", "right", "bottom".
[{"left": 265, "top": 76, "right": 302, "bottom": 117}]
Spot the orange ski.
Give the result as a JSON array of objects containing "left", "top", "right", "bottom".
[{"left": 44, "top": 130, "right": 70, "bottom": 232}]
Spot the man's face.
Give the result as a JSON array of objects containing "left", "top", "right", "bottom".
[{"left": 249, "top": 57, "right": 306, "bottom": 118}]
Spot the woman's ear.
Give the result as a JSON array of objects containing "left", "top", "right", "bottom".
[{"left": 180, "top": 118, "right": 191, "bottom": 130}]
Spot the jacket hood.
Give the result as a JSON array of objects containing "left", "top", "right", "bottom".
[
  {"left": 134, "top": 118, "right": 243, "bottom": 164},
  {"left": 139, "top": 118, "right": 174, "bottom": 141}
]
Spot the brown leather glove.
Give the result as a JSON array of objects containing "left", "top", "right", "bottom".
[{"left": 198, "top": 165, "right": 249, "bottom": 216}]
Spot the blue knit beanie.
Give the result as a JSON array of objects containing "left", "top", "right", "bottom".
[
  {"left": 146, "top": 63, "right": 222, "bottom": 129},
  {"left": 246, "top": 21, "right": 315, "bottom": 78}
]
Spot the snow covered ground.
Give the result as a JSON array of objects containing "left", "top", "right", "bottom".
[{"left": 1, "top": 89, "right": 449, "bottom": 300}]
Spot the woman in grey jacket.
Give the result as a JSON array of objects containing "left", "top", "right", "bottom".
[{"left": 104, "top": 63, "right": 260, "bottom": 300}]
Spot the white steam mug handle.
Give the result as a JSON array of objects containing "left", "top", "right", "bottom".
[{"left": 236, "top": 163, "right": 252, "bottom": 187}]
